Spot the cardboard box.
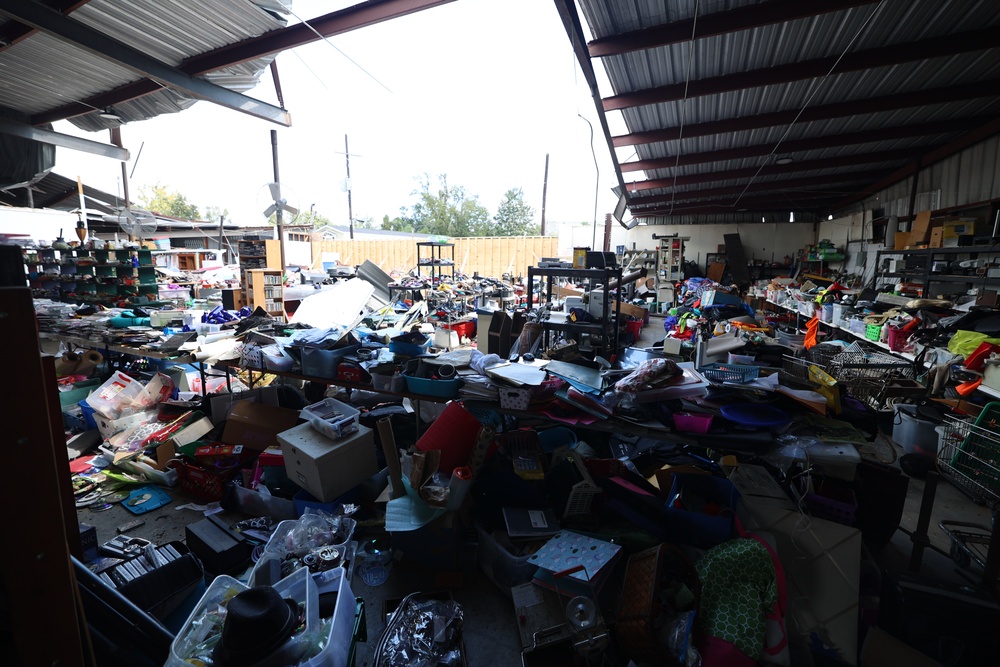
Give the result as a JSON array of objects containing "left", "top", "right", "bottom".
[
  {"left": 943, "top": 219, "right": 975, "bottom": 238},
  {"left": 928, "top": 227, "right": 943, "bottom": 248},
  {"left": 893, "top": 231, "right": 910, "bottom": 250},
  {"left": 221, "top": 399, "right": 301, "bottom": 451},
  {"left": 278, "top": 421, "right": 377, "bottom": 502},
  {"left": 907, "top": 210, "right": 932, "bottom": 247}
]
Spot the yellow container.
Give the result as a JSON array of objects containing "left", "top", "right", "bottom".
[{"left": 573, "top": 247, "right": 588, "bottom": 269}]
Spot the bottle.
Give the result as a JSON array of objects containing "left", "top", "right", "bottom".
[{"left": 132, "top": 254, "right": 139, "bottom": 268}]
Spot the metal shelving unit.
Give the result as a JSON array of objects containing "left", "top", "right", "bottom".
[
  {"left": 416, "top": 241, "right": 455, "bottom": 284},
  {"left": 875, "top": 246, "right": 1000, "bottom": 298},
  {"left": 527, "top": 266, "right": 622, "bottom": 358}
]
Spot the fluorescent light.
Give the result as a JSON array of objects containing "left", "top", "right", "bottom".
[{"left": 775, "top": 156, "right": 793, "bottom": 165}]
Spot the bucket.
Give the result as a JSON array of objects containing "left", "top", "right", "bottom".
[
  {"left": 892, "top": 404, "right": 939, "bottom": 456},
  {"left": 887, "top": 326, "right": 911, "bottom": 352},
  {"left": 626, "top": 318, "right": 643, "bottom": 339}
]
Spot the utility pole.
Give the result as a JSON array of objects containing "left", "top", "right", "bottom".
[
  {"left": 345, "top": 134, "right": 354, "bottom": 240},
  {"left": 541, "top": 153, "right": 549, "bottom": 236},
  {"left": 218, "top": 214, "right": 225, "bottom": 264},
  {"left": 271, "top": 129, "right": 286, "bottom": 270}
]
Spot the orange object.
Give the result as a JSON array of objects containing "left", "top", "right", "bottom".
[
  {"left": 956, "top": 378, "right": 982, "bottom": 396},
  {"left": 803, "top": 316, "right": 820, "bottom": 350}
]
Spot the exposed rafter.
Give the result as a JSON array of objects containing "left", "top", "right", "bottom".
[
  {"left": 627, "top": 148, "right": 921, "bottom": 190},
  {"left": 0, "top": 116, "right": 128, "bottom": 160},
  {"left": 613, "top": 80, "right": 1000, "bottom": 148},
  {"left": 620, "top": 117, "right": 987, "bottom": 173},
  {"left": 588, "top": 0, "right": 875, "bottom": 57},
  {"left": 832, "top": 116, "right": 1000, "bottom": 212},
  {"left": 604, "top": 28, "right": 1000, "bottom": 111},
  {"left": 0, "top": 0, "right": 291, "bottom": 126},
  {"left": 628, "top": 169, "right": 888, "bottom": 206},
  {"left": 0, "top": 0, "right": 89, "bottom": 52},
  {"left": 30, "top": 0, "right": 457, "bottom": 126}
]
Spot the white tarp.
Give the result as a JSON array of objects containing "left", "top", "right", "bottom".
[{"left": 289, "top": 277, "right": 373, "bottom": 331}]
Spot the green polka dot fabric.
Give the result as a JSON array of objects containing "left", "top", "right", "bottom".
[{"left": 696, "top": 538, "right": 778, "bottom": 659}]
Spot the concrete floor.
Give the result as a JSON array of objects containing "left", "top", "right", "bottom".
[{"left": 71, "top": 315, "right": 997, "bottom": 666}]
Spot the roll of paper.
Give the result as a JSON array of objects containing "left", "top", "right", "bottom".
[{"left": 447, "top": 466, "right": 473, "bottom": 509}]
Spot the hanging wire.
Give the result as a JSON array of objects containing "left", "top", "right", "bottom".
[
  {"left": 277, "top": 1, "right": 393, "bottom": 94},
  {"left": 665, "top": 0, "right": 701, "bottom": 218},
  {"left": 732, "top": 0, "right": 890, "bottom": 208}
]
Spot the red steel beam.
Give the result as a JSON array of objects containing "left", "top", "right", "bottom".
[
  {"left": 0, "top": 0, "right": 90, "bottom": 52},
  {"left": 832, "top": 116, "right": 1000, "bottom": 211},
  {"left": 588, "top": 0, "right": 875, "bottom": 57},
  {"left": 604, "top": 28, "right": 1000, "bottom": 111},
  {"left": 627, "top": 147, "right": 921, "bottom": 189},
  {"left": 30, "top": 0, "right": 456, "bottom": 125},
  {"left": 612, "top": 80, "right": 1000, "bottom": 148},
  {"left": 628, "top": 169, "right": 888, "bottom": 205},
  {"left": 632, "top": 191, "right": 842, "bottom": 213},
  {"left": 620, "top": 117, "right": 987, "bottom": 172}
]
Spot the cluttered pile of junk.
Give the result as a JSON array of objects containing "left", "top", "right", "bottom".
[{"left": 50, "top": 262, "right": 1000, "bottom": 667}]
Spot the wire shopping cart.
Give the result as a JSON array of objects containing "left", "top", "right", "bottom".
[
  {"left": 828, "top": 342, "right": 916, "bottom": 410},
  {"left": 936, "top": 403, "right": 1000, "bottom": 507}
]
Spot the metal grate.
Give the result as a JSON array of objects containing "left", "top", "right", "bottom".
[{"left": 936, "top": 412, "right": 1000, "bottom": 507}]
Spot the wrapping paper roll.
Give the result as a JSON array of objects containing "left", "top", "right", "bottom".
[
  {"left": 447, "top": 466, "right": 473, "bottom": 509},
  {"left": 200, "top": 330, "right": 235, "bottom": 345}
]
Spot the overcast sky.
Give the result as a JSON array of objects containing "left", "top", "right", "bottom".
[{"left": 51, "top": 0, "right": 624, "bottom": 230}]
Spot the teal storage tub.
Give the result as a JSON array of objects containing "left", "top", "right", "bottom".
[{"left": 403, "top": 375, "right": 462, "bottom": 398}]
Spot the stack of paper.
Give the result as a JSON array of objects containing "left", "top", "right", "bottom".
[{"left": 457, "top": 375, "right": 498, "bottom": 401}]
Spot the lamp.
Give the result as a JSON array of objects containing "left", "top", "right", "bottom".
[
  {"left": 775, "top": 156, "right": 793, "bottom": 165},
  {"left": 99, "top": 107, "right": 121, "bottom": 120}
]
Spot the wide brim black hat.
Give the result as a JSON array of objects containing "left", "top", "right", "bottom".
[{"left": 212, "top": 587, "right": 300, "bottom": 666}]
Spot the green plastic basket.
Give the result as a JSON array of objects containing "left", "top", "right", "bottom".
[{"left": 865, "top": 323, "right": 882, "bottom": 341}]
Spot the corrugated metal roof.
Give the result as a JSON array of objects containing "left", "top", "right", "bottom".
[
  {"left": 571, "top": 0, "right": 1000, "bottom": 221},
  {"left": 0, "top": 0, "right": 287, "bottom": 125}
]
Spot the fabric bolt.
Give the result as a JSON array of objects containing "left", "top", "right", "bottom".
[{"left": 696, "top": 538, "right": 778, "bottom": 664}]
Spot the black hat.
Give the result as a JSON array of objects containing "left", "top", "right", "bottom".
[{"left": 212, "top": 586, "right": 300, "bottom": 665}]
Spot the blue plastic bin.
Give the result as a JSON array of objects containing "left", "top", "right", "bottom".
[
  {"left": 664, "top": 474, "right": 740, "bottom": 548},
  {"left": 78, "top": 400, "right": 98, "bottom": 430},
  {"left": 402, "top": 375, "right": 462, "bottom": 398},
  {"left": 301, "top": 345, "right": 360, "bottom": 378},
  {"left": 389, "top": 340, "right": 430, "bottom": 357},
  {"left": 536, "top": 427, "right": 578, "bottom": 452}
]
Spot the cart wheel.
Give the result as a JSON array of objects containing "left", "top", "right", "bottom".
[{"left": 950, "top": 542, "right": 971, "bottom": 569}]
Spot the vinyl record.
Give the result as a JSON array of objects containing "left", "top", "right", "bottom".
[{"left": 89, "top": 502, "right": 114, "bottom": 512}]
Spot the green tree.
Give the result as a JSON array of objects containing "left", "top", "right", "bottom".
[
  {"left": 354, "top": 216, "right": 378, "bottom": 230},
  {"left": 493, "top": 187, "right": 538, "bottom": 236},
  {"left": 407, "top": 174, "right": 489, "bottom": 237},
  {"left": 266, "top": 208, "right": 330, "bottom": 228},
  {"left": 137, "top": 183, "right": 200, "bottom": 219},
  {"left": 202, "top": 205, "right": 230, "bottom": 223},
  {"left": 382, "top": 213, "right": 414, "bottom": 233}
]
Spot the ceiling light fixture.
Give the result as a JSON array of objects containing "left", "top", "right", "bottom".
[
  {"left": 775, "top": 156, "right": 793, "bottom": 165},
  {"left": 99, "top": 107, "right": 121, "bottom": 120}
]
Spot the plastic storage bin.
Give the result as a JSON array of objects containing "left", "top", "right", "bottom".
[
  {"left": 301, "top": 345, "right": 360, "bottom": 379},
  {"left": 893, "top": 404, "right": 939, "bottom": 456},
  {"left": 301, "top": 397, "right": 361, "bottom": 441},
  {"left": 167, "top": 567, "right": 318, "bottom": 667},
  {"left": 674, "top": 412, "right": 713, "bottom": 433},
  {"left": 402, "top": 375, "right": 462, "bottom": 398},
  {"left": 820, "top": 303, "right": 834, "bottom": 323},
  {"left": 832, "top": 303, "right": 852, "bottom": 327},
  {"left": 475, "top": 522, "right": 537, "bottom": 597}
]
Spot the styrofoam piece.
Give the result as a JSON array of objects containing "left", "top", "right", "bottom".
[{"left": 804, "top": 443, "right": 860, "bottom": 481}]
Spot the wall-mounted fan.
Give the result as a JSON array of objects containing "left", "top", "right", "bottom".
[
  {"left": 258, "top": 182, "right": 300, "bottom": 224},
  {"left": 104, "top": 207, "right": 158, "bottom": 238}
]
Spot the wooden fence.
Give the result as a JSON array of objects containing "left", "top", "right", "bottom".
[{"left": 311, "top": 236, "right": 560, "bottom": 279}]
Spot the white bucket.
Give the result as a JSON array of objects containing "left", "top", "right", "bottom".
[{"left": 893, "top": 404, "right": 939, "bottom": 456}]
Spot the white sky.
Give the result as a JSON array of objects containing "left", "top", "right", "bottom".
[{"left": 51, "top": 0, "right": 627, "bottom": 230}]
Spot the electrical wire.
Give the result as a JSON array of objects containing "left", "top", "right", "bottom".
[
  {"left": 277, "top": 1, "right": 393, "bottom": 94},
  {"left": 579, "top": 113, "right": 601, "bottom": 249},
  {"left": 665, "top": 0, "right": 701, "bottom": 218},
  {"left": 732, "top": 0, "right": 889, "bottom": 209}
]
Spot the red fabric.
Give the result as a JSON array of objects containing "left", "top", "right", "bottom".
[{"left": 698, "top": 635, "right": 757, "bottom": 667}]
